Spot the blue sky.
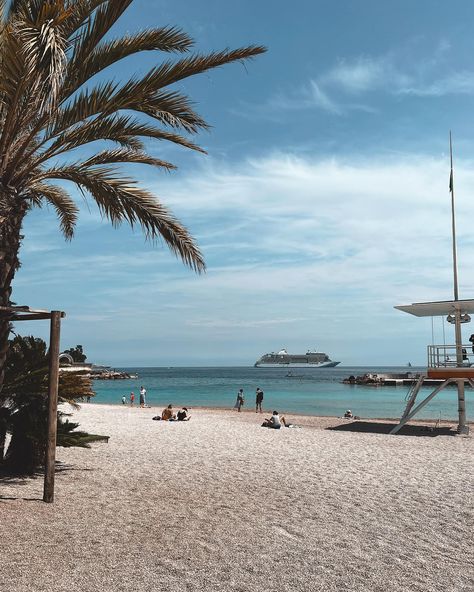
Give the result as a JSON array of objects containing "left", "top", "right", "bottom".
[{"left": 13, "top": 0, "right": 474, "bottom": 366}]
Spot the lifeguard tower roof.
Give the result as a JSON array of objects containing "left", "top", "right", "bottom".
[{"left": 395, "top": 299, "right": 474, "bottom": 317}]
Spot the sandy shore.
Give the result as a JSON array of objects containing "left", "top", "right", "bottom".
[{"left": 1, "top": 404, "right": 473, "bottom": 592}]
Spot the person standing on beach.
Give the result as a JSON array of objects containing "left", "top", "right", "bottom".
[
  {"left": 140, "top": 386, "right": 146, "bottom": 407},
  {"left": 469, "top": 334, "right": 474, "bottom": 354},
  {"left": 234, "top": 388, "right": 244, "bottom": 412},
  {"left": 130, "top": 392, "right": 135, "bottom": 406},
  {"left": 139, "top": 386, "right": 147, "bottom": 408},
  {"left": 122, "top": 395, "right": 127, "bottom": 405},
  {"left": 256, "top": 388, "right": 264, "bottom": 413}
]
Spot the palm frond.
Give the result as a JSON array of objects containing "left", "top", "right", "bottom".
[
  {"left": 82, "top": 148, "right": 176, "bottom": 170},
  {"left": 29, "top": 181, "right": 78, "bottom": 239},
  {"left": 51, "top": 82, "right": 208, "bottom": 138},
  {"left": 40, "top": 113, "right": 149, "bottom": 161},
  {"left": 120, "top": 46, "right": 267, "bottom": 97},
  {"left": 20, "top": 3, "right": 69, "bottom": 106},
  {"left": 62, "top": 0, "right": 109, "bottom": 37},
  {"left": 37, "top": 165, "right": 205, "bottom": 272},
  {"left": 65, "top": 26, "right": 193, "bottom": 97},
  {"left": 70, "top": 0, "right": 133, "bottom": 65},
  {"left": 47, "top": 80, "right": 118, "bottom": 135},
  {"left": 36, "top": 114, "right": 204, "bottom": 168}
]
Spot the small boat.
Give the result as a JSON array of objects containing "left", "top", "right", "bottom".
[{"left": 285, "top": 371, "right": 304, "bottom": 378}]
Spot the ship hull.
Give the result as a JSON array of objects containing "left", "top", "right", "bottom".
[{"left": 254, "top": 361, "right": 340, "bottom": 368}]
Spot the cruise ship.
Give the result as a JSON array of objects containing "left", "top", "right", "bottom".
[{"left": 254, "top": 348, "right": 340, "bottom": 368}]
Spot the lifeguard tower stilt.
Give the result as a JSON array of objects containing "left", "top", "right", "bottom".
[
  {"left": 391, "top": 134, "right": 470, "bottom": 435},
  {"left": 390, "top": 300, "right": 473, "bottom": 435}
]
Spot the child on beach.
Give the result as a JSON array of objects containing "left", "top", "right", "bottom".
[
  {"left": 121, "top": 395, "right": 127, "bottom": 405},
  {"left": 130, "top": 392, "right": 135, "bottom": 406}
]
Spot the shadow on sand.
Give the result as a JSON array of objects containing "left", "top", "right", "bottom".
[
  {"left": 328, "top": 421, "right": 457, "bottom": 437},
  {"left": 0, "top": 462, "right": 92, "bottom": 501}
]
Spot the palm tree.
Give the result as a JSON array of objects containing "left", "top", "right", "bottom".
[{"left": 0, "top": 1, "right": 266, "bottom": 387}]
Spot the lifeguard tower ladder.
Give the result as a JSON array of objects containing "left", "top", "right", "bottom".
[
  {"left": 390, "top": 134, "right": 470, "bottom": 435},
  {"left": 390, "top": 299, "right": 473, "bottom": 435}
]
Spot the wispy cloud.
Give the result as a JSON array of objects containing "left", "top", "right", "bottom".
[
  {"left": 398, "top": 70, "right": 474, "bottom": 96},
  {"left": 257, "top": 39, "right": 474, "bottom": 117}
]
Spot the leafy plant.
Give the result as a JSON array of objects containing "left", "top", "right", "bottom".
[{"left": 0, "top": 334, "right": 108, "bottom": 474}]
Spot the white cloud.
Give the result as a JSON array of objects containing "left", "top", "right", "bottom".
[
  {"left": 15, "top": 152, "right": 474, "bottom": 364},
  {"left": 322, "top": 56, "right": 388, "bottom": 93}
]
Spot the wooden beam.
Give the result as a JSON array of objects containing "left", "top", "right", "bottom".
[
  {"left": 43, "top": 311, "right": 62, "bottom": 503},
  {"left": 9, "top": 313, "right": 53, "bottom": 321},
  {"left": 0, "top": 312, "right": 66, "bottom": 321}
]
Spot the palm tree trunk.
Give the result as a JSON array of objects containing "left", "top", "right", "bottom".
[{"left": 0, "top": 199, "right": 27, "bottom": 461}]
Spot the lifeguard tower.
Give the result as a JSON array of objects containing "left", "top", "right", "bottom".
[
  {"left": 390, "top": 299, "right": 472, "bottom": 435},
  {"left": 390, "top": 135, "right": 471, "bottom": 435}
]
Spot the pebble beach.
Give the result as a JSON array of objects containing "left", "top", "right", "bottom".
[{"left": 1, "top": 404, "right": 473, "bottom": 592}]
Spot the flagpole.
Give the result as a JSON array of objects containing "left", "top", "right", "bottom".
[
  {"left": 449, "top": 133, "right": 468, "bottom": 434},
  {"left": 449, "top": 131, "right": 459, "bottom": 302},
  {"left": 449, "top": 132, "right": 463, "bottom": 372}
]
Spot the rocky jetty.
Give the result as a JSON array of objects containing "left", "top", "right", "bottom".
[{"left": 91, "top": 368, "right": 137, "bottom": 380}]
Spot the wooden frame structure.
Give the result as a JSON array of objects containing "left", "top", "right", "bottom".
[{"left": 0, "top": 305, "right": 65, "bottom": 502}]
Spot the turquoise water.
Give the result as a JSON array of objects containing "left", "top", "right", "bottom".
[{"left": 91, "top": 366, "right": 472, "bottom": 420}]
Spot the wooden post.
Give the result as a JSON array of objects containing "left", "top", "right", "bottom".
[
  {"left": 457, "top": 379, "right": 469, "bottom": 435},
  {"left": 43, "top": 311, "right": 62, "bottom": 503}
]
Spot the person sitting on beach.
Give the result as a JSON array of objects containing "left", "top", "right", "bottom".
[
  {"left": 177, "top": 407, "right": 191, "bottom": 421},
  {"left": 344, "top": 409, "right": 353, "bottom": 419},
  {"left": 161, "top": 404, "right": 176, "bottom": 421},
  {"left": 262, "top": 410, "right": 287, "bottom": 429}
]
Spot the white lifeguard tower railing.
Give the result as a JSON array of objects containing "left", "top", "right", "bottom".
[
  {"left": 390, "top": 134, "right": 470, "bottom": 435},
  {"left": 390, "top": 299, "right": 473, "bottom": 435}
]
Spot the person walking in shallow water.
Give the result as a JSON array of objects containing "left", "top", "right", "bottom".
[
  {"left": 256, "top": 387, "right": 264, "bottom": 413},
  {"left": 234, "top": 388, "right": 244, "bottom": 412}
]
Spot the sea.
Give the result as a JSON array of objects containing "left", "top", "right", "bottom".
[{"left": 91, "top": 366, "right": 471, "bottom": 421}]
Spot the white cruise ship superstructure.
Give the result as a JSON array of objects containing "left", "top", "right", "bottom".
[{"left": 254, "top": 348, "right": 340, "bottom": 368}]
